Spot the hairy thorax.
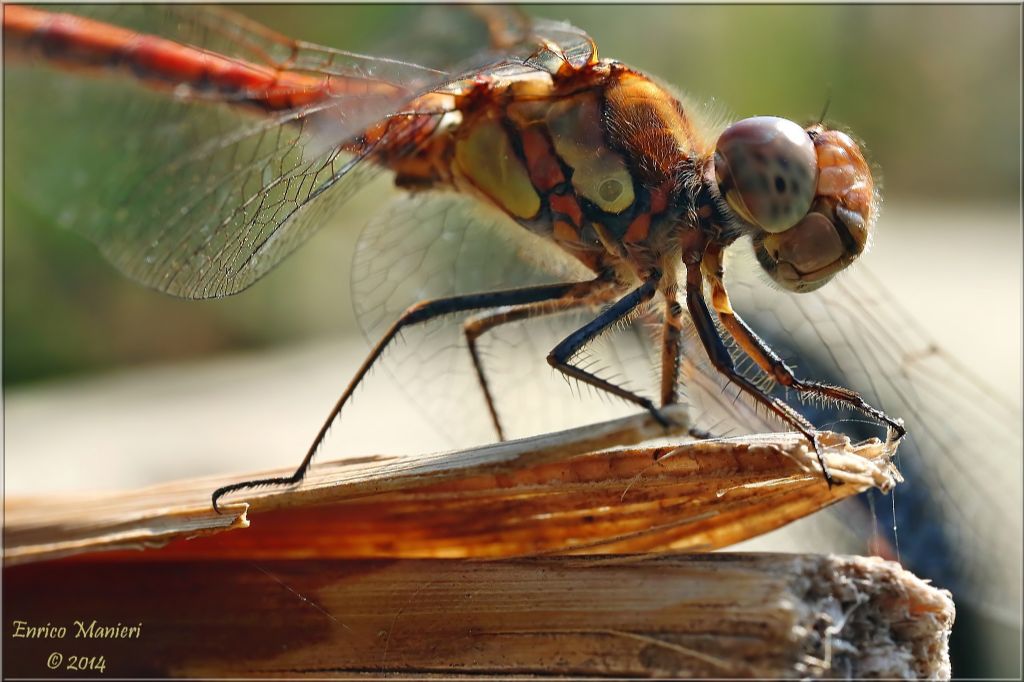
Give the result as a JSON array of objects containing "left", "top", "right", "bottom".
[{"left": 373, "top": 61, "right": 732, "bottom": 281}]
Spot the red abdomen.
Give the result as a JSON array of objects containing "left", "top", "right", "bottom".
[{"left": 3, "top": 4, "right": 401, "bottom": 111}]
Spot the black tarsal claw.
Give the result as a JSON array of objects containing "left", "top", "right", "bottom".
[
  {"left": 688, "top": 427, "right": 716, "bottom": 440},
  {"left": 211, "top": 489, "right": 230, "bottom": 515},
  {"left": 645, "top": 403, "right": 677, "bottom": 431},
  {"left": 211, "top": 474, "right": 302, "bottom": 514},
  {"left": 212, "top": 482, "right": 247, "bottom": 515}
]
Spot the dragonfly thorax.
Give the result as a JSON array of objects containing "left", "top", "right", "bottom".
[{"left": 432, "top": 62, "right": 722, "bottom": 278}]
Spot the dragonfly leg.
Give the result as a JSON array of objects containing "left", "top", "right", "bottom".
[
  {"left": 464, "top": 279, "right": 617, "bottom": 441},
  {"left": 212, "top": 279, "right": 601, "bottom": 512},
  {"left": 701, "top": 247, "right": 906, "bottom": 443},
  {"left": 660, "top": 289, "right": 684, "bottom": 407},
  {"left": 547, "top": 273, "right": 673, "bottom": 426},
  {"left": 716, "top": 307, "right": 906, "bottom": 440},
  {"left": 684, "top": 257, "right": 836, "bottom": 486},
  {"left": 658, "top": 290, "right": 713, "bottom": 442}
]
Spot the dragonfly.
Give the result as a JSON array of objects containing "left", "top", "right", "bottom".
[
  {"left": 4, "top": 4, "right": 1020, "bottom": 662},
  {"left": 3, "top": 2, "right": 905, "bottom": 481}
]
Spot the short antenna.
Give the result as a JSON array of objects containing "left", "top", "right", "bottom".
[{"left": 817, "top": 86, "right": 833, "bottom": 126}]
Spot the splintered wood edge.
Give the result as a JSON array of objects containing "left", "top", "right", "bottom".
[
  {"left": 3, "top": 407, "right": 900, "bottom": 565},
  {"left": 3, "top": 553, "right": 953, "bottom": 677},
  {"left": 786, "top": 553, "right": 955, "bottom": 679}
]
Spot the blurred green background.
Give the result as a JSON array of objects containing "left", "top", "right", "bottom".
[{"left": 3, "top": 4, "right": 1019, "bottom": 387}]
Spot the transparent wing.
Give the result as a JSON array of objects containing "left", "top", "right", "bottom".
[
  {"left": 351, "top": 192, "right": 660, "bottom": 448},
  {"left": 691, "top": 243, "right": 1023, "bottom": 627},
  {"left": 4, "top": 5, "right": 444, "bottom": 299},
  {"left": 5, "top": 5, "right": 598, "bottom": 300},
  {"left": 527, "top": 16, "right": 599, "bottom": 69},
  {"left": 385, "top": 6, "right": 594, "bottom": 73},
  {"left": 399, "top": 8, "right": 598, "bottom": 94}
]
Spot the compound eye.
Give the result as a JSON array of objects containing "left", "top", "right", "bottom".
[
  {"left": 715, "top": 116, "right": 818, "bottom": 233},
  {"left": 753, "top": 212, "right": 847, "bottom": 292}
]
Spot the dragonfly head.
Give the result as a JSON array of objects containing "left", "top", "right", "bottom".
[{"left": 714, "top": 117, "right": 877, "bottom": 293}]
